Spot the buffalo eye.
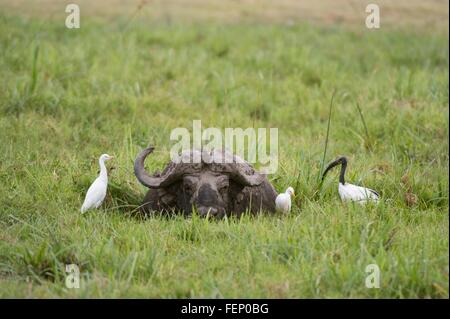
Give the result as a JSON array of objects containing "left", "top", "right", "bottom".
[
  {"left": 219, "top": 181, "right": 229, "bottom": 195},
  {"left": 184, "top": 183, "right": 193, "bottom": 194},
  {"left": 219, "top": 187, "right": 228, "bottom": 197},
  {"left": 183, "top": 176, "right": 199, "bottom": 194}
]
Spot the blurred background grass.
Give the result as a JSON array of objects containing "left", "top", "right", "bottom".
[{"left": 0, "top": 0, "right": 448, "bottom": 31}]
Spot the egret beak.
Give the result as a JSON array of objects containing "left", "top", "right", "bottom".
[{"left": 292, "top": 192, "right": 296, "bottom": 198}]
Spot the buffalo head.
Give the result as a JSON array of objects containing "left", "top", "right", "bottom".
[{"left": 134, "top": 146, "right": 277, "bottom": 217}]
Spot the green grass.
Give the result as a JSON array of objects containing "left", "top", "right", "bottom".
[{"left": 0, "top": 13, "right": 448, "bottom": 298}]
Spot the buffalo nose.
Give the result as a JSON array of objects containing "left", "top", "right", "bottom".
[{"left": 197, "top": 206, "right": 218, "bottom": 217}]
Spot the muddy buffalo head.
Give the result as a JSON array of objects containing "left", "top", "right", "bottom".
[{"left": 134, "top": 146, "right": 277, "bottom": 217}]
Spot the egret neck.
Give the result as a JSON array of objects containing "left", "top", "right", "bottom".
[{"left": 99, "top": 157, "right": 108, "bottom": 181}]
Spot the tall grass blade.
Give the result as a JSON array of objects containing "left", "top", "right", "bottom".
[
  {"left": 355, "top": 101, "right": 370, "bottom": 143},
  {"left": 317, "top": 89, "right": 337, "bottom": 185},
  {"left": 29, "top": 43, "right": 40, "bottom": 94}
]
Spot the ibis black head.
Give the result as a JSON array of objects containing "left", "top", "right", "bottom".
[{"left": 322, "top": 156, "right": 348, "bottom": 184}]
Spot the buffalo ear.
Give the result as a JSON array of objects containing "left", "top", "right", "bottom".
[
  {"left": 147, "top": 183, "right": 180, "bottom": 213},
  {"left": 228, "top": 181, "right": 247, "bottom": 213},
  {"left": 228, "top": 180, "right": 245, "bottom": 197},
  {"left": 169, "top": 182, "right": 191, "bottom": 214}
]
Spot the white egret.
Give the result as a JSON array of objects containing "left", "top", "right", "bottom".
[
  {"left": 80, "top": 154, "right": 113, "bottom": 213},
  {"left": 322, "top": 156, "right": 379, "bottom": 204},
  {"left": 275, "top": 187, "right": 295, "bottom": 213}
]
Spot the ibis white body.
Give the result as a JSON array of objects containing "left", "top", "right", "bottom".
[
  {"left": 80, "top": 154, "right": 113, "bottom": 213},
  {"left": 338, "top": 182, "right": 379, "bottom": 204},
  {"left": 275, "top": 187, "right": 295, "bottom": 213}
]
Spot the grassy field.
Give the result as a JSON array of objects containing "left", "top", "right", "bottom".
[{"left": 0, "top": 1, "right": 448, "bottom": 298}]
